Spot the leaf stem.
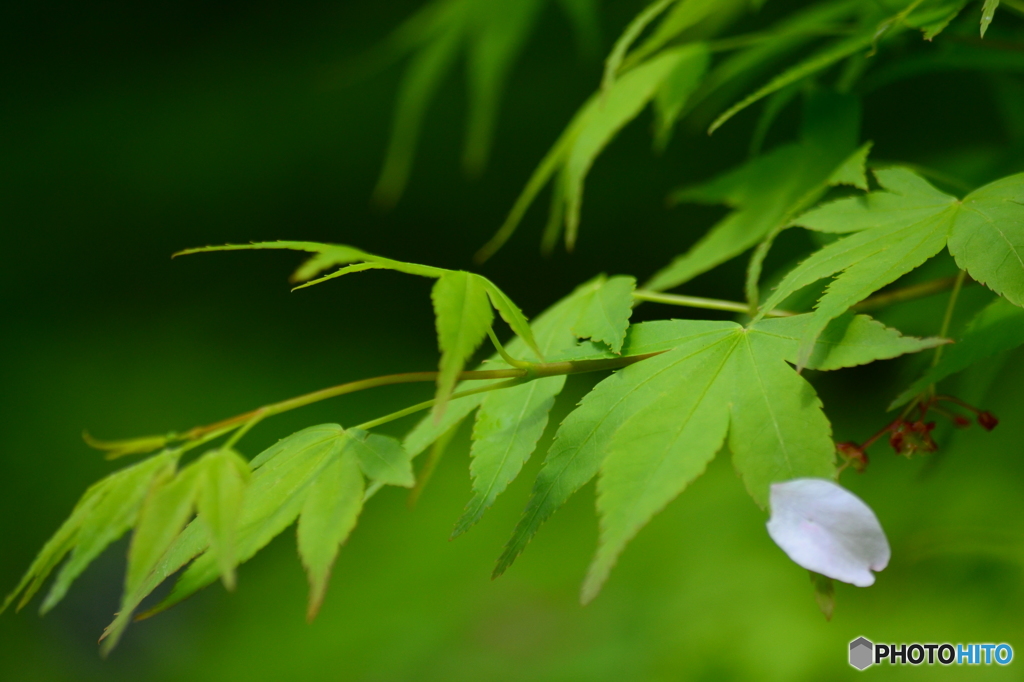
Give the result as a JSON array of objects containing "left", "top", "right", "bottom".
[
  {"left": 931, "top": 269, "right": 967, "bottom": 370},
  {"left": 353, "top": 378, "right": 527, "bottom": 432},
  {"left": 100, "top": 352, "right": 666, "bottom": 457},
  {"left": 486, "top": 328, "right": 533, "bottom": 369},
  {"left": 632, "top": 289, "right": 795, "bottom": 317},
  {"left": 852, "top": 274, "right": 970, "bottom": 313}
]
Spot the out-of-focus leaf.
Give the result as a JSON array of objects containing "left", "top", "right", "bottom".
[
  {"left": 684, "top": 0, "right": 862, "bottom": 131},
  {"left": 101, "top": 428, "right": 344, "bottom": 652},
  {"left": 366, "top": 0, "right": 598, "bottom": 202},
  {"left": 40, "top": 453, "right": 176, "bottom": 614},
  {"left": 981, "top": 0, "right": 1001, "bottom": 37},
  {"left": 601, "top": 0, "right": 680, "bottom": 95},
  {"left": 462, "top": 0, "right": 546, "bottom": 175},
  {"left": 891, "top": 296, "right": 1024, "bottom": 407},
  {"left": 374, "top": 24, "right": 463, "bottom": 207},
  {"left": 125, "top": 463, "right": 200, "bottom": 598},
  {"left": 297, "top": 452, "right": 364, "bottom": 621},
  {"left": 860, "top": 40, "right": 1024, "bottom": 94},
  {"left": 652, "top": 44, "right": 710, "bottom": 150},
  {"left": 478, "top": 45, "right": 705, "bottom": 260},
  {"left": 432, "top": 271, "right": 494, "bottom": 419},
  {"left": 195, "top": 449, "right": 250, "bottom": 590},
  {"left": 101, "top": 519, "right": 210, "bottom": 655},
  {"left": 647, "top": 91, "right": 862, "bottom": 294},
  {"left": 2, "top": 452, "right": 176, "bottom": 617},
  {"left": 707, "top": 0, "right": 960, "bottom": 134},
  {"left": 918, "top": 0, "right": 968, "bottom": 40},
  {"left": 140, "top": 426, "right": 345, "bottom": 622},
  {"left": 627, "top": 0, "right": 723, "bottom": 66},
  {"left": 708, "top": 32, "right": 874, "bottom": 134},
  {"left": 748, "top": 82, "right": 801, "bottom": 156},
  {"left": 562, "top": 48, "right": 702, "bottom": 250},
  {"left": 556, "top": 0, "right": 601, "bottom": 55}
]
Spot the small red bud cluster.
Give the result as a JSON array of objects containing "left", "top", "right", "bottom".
[
  {"left": 836, "top": 394, "right": 998, "bottom": 473},
  {"left": 836, "top": 442, "right": 868, "bottom": 473},
  {"left": 888, "top": 419, "right": 937, "bottom": 457},
  {"left": 977, "top": 411, "right": 999, "bottom": 431}
]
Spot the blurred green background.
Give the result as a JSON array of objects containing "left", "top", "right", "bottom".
[{"left": 2, "top": 1, "right": 1022, "bottom": 679}]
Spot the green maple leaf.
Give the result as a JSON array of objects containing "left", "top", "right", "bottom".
[
  {"left": 496, "top": 312, "right": 943, "bottom": 590},
  {"left": 297, "top": 450, "right": 364, "bottom": 621},
  {"left": 759, "top": 168, "right": 1024, "bottom": 368},
  {"left": 432, "top": 271, "right": 494, "bottom": 419},
  {"left": 570, "top": 275, "right": 636, "bottom": 354},
  {"left": 98, "top": 423, "right": 412, "bottom": 653},
  {"left": 407, "top": 274, "right": 636, "bottom": 535}
]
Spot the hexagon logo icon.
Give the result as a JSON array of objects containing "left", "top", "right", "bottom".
[{"left": 850, "top": 637, "right": 874, "bottom": 670}]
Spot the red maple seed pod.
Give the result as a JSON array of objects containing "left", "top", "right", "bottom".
[
  {"left": 836, "top": 442, "right": 869, "bottom": 472},
  {"left": 889, "top": 428, "right": 906, "bottom": 456},
  {"left": 915, "top": 421, "right": 938, "bottom": 453},
  {"left": 978, "top": 411, "right": 999, "bottom": 431},
  {"left": 889, "top": 420, "right": 938, "bottom": 456}
]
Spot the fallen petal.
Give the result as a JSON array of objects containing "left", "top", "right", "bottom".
[{"left": 767, "top": 478, "right": 890, "bottom": 587}]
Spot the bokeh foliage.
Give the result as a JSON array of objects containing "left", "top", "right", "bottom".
[{"left": 2, "top": 0, "right": 1024, "bottom": 679}]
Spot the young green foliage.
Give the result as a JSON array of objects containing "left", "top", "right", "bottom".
[
  {"left": 408, "top": 274, "right": 637, "bottom": 536},
  {"left": 98, "top": 424, "right": 413, "bottom": 652},
  {"left": 454, "top": 294, "right": 586, "bottom": 537},
  {"left": 497, "top": 313, "right": 944, "bottom": 589},
  {"left": 704, "top": 0, "right": 964, "bottom": 133},
  {"left": 760, "top": 168, "right": 1024, "bottom": 368},
  {"left": 570, "top": 275, "right": 636, "bottom": 354},
  {"left": 2, "top": 451, "right": 177, "bottom": 618},
  {"left": 477, "top": 43, "right": 709, "bottom": 260},
  {"left": 11, "top": 0, "right": 1024, "bottom": 655},
  {"left": 126, "top": 449, "right": 251, "bottom": 598},
  {"left": 176, "top": 241, "right": 542, "bottom": 411},
  {"left": 297, "top": 451, "right": 364, "bottom": 621},
  {"left": 194, "top": 449, "right": 251, "bottom": 590},
  {"left": 432, "top": 271, "right": 494, "bottom": 419},
  {"left": 646, "top": 90, "right": 865, "bottom": 294}
]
